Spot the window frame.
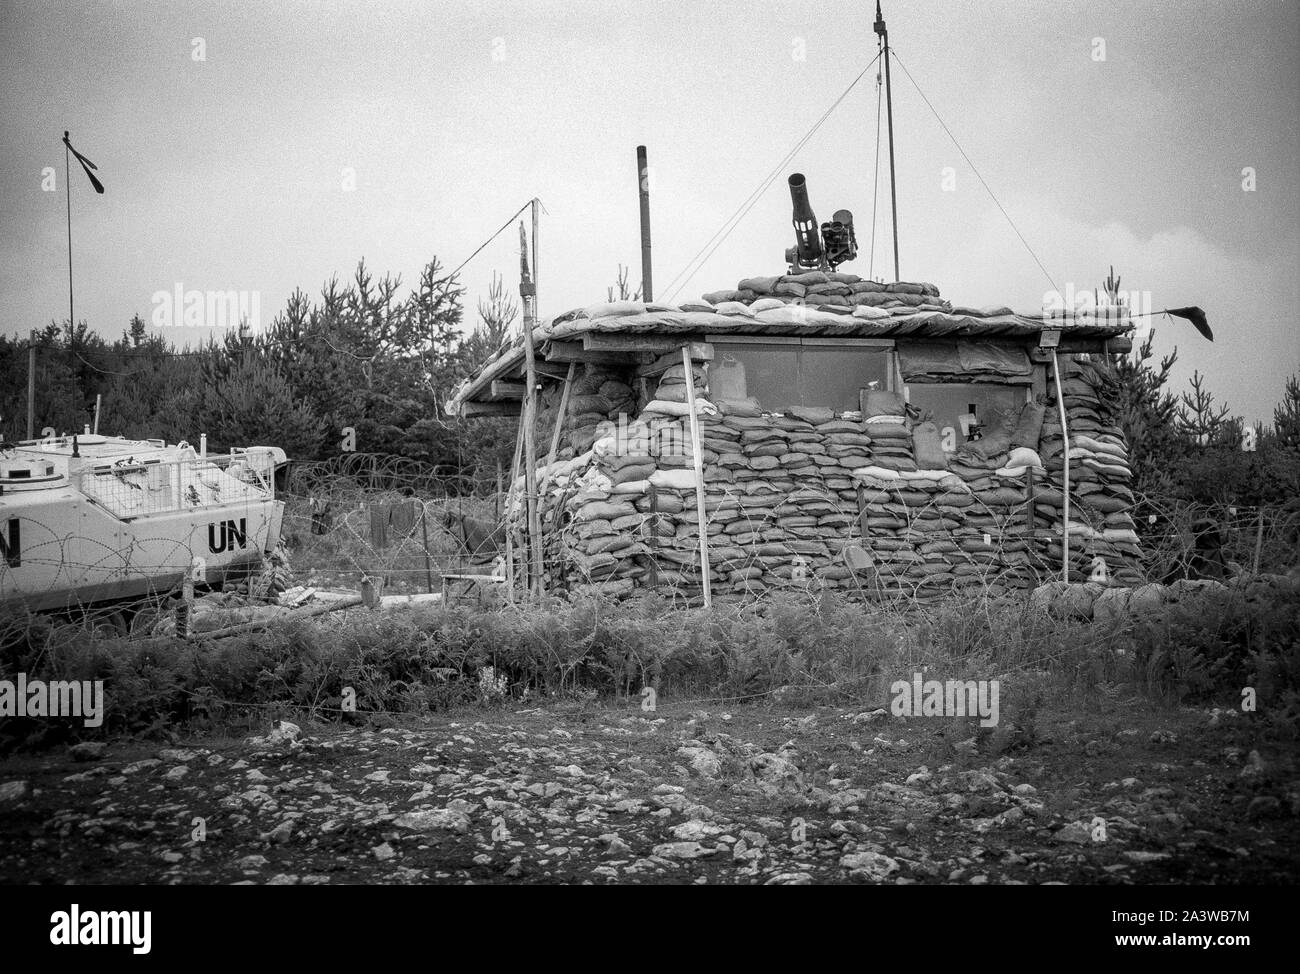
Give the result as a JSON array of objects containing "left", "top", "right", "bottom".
[
  {"left": 900, "top": 379, "right": 1033, "bottom": 449},
  {"left": 709, "top": 337, "right": 897, "bottom": 410}
]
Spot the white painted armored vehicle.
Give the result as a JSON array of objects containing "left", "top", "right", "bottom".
[{"left": 0, "top": 431, "right": 285, "bottom": 618}]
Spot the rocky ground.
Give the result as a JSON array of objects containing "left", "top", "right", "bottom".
[{"left": 0, "top": 697, "right": 1296, "bottom": 885}]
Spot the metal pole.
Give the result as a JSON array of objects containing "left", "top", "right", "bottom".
[
  {"left": 26, "top": 330, "right": 36, "bottom": 440},
  {"left": 874, "top": 4, "right": 900, "bottom": 282},
  {"left": 65, "top": 134, "right": 75, "bottom": 359},
  {"left": 1050, "top": 349, "right": 1071, "bottom": 583},
  {"left": 637, "top": 145, "right": 654, "bottom": 301}
]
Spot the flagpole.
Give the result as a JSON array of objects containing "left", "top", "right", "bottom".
[{"left": 64, "top": 132, "right": 74, "bottom": 346}]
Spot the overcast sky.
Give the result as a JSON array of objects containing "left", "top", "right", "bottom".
[{"left": 1, "top": 0, "right": 1296, "bottom": 423}]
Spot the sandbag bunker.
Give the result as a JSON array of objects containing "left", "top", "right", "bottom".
[{"left": 447, "top": 274, "right": 1144, "bottom": 604}]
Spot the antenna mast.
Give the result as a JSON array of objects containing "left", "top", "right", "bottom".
[{"left": 874, "top": 1, "right": 900, "bottom": 282}]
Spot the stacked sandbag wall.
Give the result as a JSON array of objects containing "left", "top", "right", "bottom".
[
  {"left": 507, "top": 353, "right": 1145, "bottom": 603},
  {"left": 1034, "top": 356, "right": 1145, "bottom": 587},
  {"left": 533, "top": 363, "right": 636, "bottom": 461}
]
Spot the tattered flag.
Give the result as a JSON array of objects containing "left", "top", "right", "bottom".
[
  {"left": 1165, "top": 306, "right": 1212, "bottom": 342},
  {"left": 62, "top": 131, "right": 104, "bottom": 194}
]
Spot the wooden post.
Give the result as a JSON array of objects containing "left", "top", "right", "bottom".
[
  {"left": 1050, "top": 349, "right": 1071, "bottom": 583},
  {"left": 1252, "top": 508, "right": 1265, "bottom": 576},
  {"left": 419, "top": 502, "right": 434, "bottom": 594},
  {"left": 503, "top": 415, "right": 525, "bottom": 601},
  {"left": 532, "top": 198, "right": 540, "bottom": 311},
  {"left": 680, "top": 346, "right": 712, "bottom": 607},
  {"left": 519, "top": 214, "right": 544, "bottom": 599},
  {"left": 637, "top": 146, "right": 654, "bottom": 301},
  {"left": 1025, "top": 467, "right": 1036, "bottom": 532},
  {"left": 648, "top": 483, "right": 660, "bottom": 589},
  {"left": 544, "top": 362, "right": 577, "bottom": 475}
]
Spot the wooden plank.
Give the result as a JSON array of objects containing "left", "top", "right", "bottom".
[
  {"left": 800, "top": 337, "right": 895, "bottom": 348},
  {"left": 543, "top": 341, "right": 644, "bottom": 364},
  {"left": 703, "top": 334, "right": 801, "bottom": 346},
  {"left": 490, "top": 380, "right": 526, "bottom": 399},
  {"left": 461, "top": 401, "right": 521, "bottom": 418},
  {"left": 503, "top": 406, "right": 526, "bottom": 601},
  {"left": 681, "top": 346, "right": 712, "bottom": 608},
  {"left": 1050, "top": 348, "right": 1072, "bottom": 584},
  {"left": 543, "top": 362, "right": 577, "bottom": 476},
  {"left": 635, "top": 348, "right": 718, "bottom": 377},
  {"left": 583, "top": 334, "right": 714, "bottom": 359},
  {"left": 520, "top": 240, "right": 543, "bottom": 600}
]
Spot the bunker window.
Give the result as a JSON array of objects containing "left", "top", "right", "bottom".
[
  {"left": 905, "top": 383, "right": 1027, "bottom": 451},
  {"left": 710, "top": 343, "right": 890, "bottom": 412},
  {"left": 800, "top": 347, "right": 890, "bottom": 411}
]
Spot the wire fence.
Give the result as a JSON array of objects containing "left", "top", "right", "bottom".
[{"left": 2, "top": 448, "right": 1297, "bottom": 642}]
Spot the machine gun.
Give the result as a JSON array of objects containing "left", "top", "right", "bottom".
[{"left": 784, "top": 173, "right": 858, "bottom": 272}]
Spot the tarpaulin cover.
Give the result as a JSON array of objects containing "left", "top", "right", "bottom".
[{"left": 897, "top": 342, "right": 1031, "bottom": 380}]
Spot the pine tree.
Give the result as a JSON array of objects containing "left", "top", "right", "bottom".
[
  {"left": 1176, "top": 370, "right": 1232, "bottom": 446},
  {"left": 1274, "top": 372, "right": 1300, "bottom": 450}
]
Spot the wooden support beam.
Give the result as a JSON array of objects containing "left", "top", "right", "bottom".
[
  {"left": 460, "top": 401, "right": 521, "bottom": 418},
  {"left": 635, "top": 344, "right": 717, "bottom": 377},
  {"left": 681, "top": 345, "right": 712, "bottom": 608},
  {"left": 543, "top": 341, "right": 644, "bottom": 364},
  {"left": 490, "top": 380, "right": 526, "bottom": 399},
  {"left": 503, "top": 403, "right": 525, "bottom": 601},
  {"left": 583, "top": 334, "right": 714, "bottom": 358},
  {"left": 543, "top": 362, "right": 577, "bottom": 476},
  {"left": 520, "top": 211, "right": 544, "bottom": 601}
]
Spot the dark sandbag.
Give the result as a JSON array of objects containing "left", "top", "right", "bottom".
[
  {"left": 1011, "top": 401, "right": 1047, "bottom": 448},
  {"left": 862, "top": 389, "right": 907, "bottom": 417},
  {"left": 912, "top": 420, "right": 950, "bottom": 470}
]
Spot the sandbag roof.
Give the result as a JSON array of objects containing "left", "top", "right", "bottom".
[{"left": 447, "top": 278, "right": 1133, "bottom": 414}]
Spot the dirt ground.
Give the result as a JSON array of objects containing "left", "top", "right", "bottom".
[{"left": 0, "top": 696, "right": 1296, "bottom": 885}]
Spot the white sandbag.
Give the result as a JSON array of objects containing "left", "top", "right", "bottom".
[
  {"left": 648, "top": 468, "right": 699, "bottom": 490},
  {"left": 852, "top": 465, "right": 900, "bottom": 481},
  {"left": 711, "top": 301, "right": 757, "bottom": 317},
  {"left": 582, "top": 300, "right": 646, "bottom": 318},
  {"left": 641, "top": 398, "right": 718, "bottom": 417},
  {"left": 900, "top": 468, "right": 952, "bottom": 481},
  {"left": 578, "top": 470, "right": 613, "bottom": 491},
  {"left": 1073, "top": 433, "right": 1128, "bottom": 460},
  {"left": 611, "top": 479, "right": 650, "bottom": 495},
  {"left": 1006, "top": 446, "right": 1043, "bottom": 469}
]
